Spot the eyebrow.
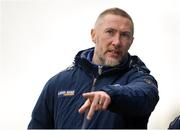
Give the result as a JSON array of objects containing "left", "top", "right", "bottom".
[
  {"left": 104, "top": 27, "right": 116, "bottom": 32},
  {"left": 104, "top": 27, "right": 131, "bottom": 33}
]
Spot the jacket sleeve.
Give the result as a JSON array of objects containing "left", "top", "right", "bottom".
[
  {"left": 100, "top": 71, "right": 159, "bottom": 116},
  {"left": 28, "top": 78, "right": 55, "bottom": 129},
  {"left": 168, "top": 115, "right": 180, "bottom": 129}
]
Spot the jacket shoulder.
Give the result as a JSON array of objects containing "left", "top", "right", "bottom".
[
  {"left": 49, "top": 63, "right": 76, "bottom": 84},
  {"left": 129, "top": 55, "right": 150, "bottom": 74}
]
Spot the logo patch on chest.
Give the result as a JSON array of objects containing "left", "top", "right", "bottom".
[{"left": 58, "top": 90, "right": 75, "bottom": 97}]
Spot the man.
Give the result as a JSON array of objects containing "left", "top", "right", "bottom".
[{"left": 28, "top": 7, "right": 159, "bottom": 129}]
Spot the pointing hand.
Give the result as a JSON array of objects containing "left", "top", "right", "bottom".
[{"left": 78, "top": 91, "right": 111, "bottom": 120}]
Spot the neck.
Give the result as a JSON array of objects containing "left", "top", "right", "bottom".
[{"left": 92, "top": 53, "right": 103, "bottom": 65}]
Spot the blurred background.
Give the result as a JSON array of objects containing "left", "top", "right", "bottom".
[{"left": 0, "top": 0, "right": 180, "bottom": 129}]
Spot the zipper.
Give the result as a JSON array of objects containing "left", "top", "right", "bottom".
[
  {"left": 91, "top": 65, "right": 103, "bottom": 91},
  {"left": 91, "top": 78, "right": 97, "bottom": 92},
  {"left": 81, "top": 65, "right": 103, "bottom": 129},
  {"left": 98, "top": 65, "right": 103, "bottom": 75}
]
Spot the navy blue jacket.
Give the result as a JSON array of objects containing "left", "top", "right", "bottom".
[
  {"left": 28, "top": 48, "right": 159, "bottom": 129},
  {"left": 169, "top": 115, "right": 180, "bottom": 129}
]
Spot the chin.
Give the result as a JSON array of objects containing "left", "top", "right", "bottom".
[{"left": 104, "top": 58, "right": 120, "bottom": 66}]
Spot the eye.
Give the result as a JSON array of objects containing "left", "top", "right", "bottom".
[
  {"left": 120, "top": 32, "right": 132, "bottom": 40},
  {"left": 105, "top": 29, "right": 115, "bottom": 36}
]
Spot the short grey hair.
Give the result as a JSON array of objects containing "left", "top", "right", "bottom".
[{"left": 95, "top": 7, "right": 134, "bottom": 35}]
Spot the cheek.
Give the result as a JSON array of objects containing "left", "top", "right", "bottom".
[
  {"left": 127, "top": 42, "right": 132, "bottom": 50},
  {"left": 96, "top": 37, "right": 107, "bottom": 50},
  {"left": 96, "top": 35, "right": 113, "bottom": 53},
  {"left": 96, "top": 43, "right": 105, "bottom": 54},
  {"left": 122, "top": 42, "right": 132, "bottom": 50}
]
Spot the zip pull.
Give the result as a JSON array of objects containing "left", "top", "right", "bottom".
[
  {"left": 91, "top": 78, "right": 97, "bottom": 91},
  {"left": 98, "top": 65, "right": 103, "bottom": 75},
  {"left": 92, "top": 78, "right": 97, "bottom": 86}
]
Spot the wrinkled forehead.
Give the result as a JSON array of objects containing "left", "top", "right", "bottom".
[{"left": 95, "top": 14, "right": 133, "bottom": 33}]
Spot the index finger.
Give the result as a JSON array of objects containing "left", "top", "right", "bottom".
[
  {"left": 78, "top": 99, "right": 90, "bottom": 114},
  {"left": 86, "top": 95, "right": 99, "bottom": 120},
  {"left": 83, "top": 92, "right": 95, "bottom": 99}
]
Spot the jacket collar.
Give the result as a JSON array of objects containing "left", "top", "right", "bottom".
[{"left": 74, "top": 48, "right": 132, "bottom": 77}]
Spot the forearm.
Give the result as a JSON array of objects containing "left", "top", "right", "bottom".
[{"left": 100, "top": 76, "right": 159, "bottom": 116}]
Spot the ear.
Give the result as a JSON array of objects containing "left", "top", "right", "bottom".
[{"left": 91, "top": 29, "right": 96, "bottom": 43}]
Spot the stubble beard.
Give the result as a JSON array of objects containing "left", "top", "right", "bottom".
[
  {"left": 104, "top": 56, "right": 120, "bottom": 66},
  {"left": 96, "top": 52, "right": 121, "bottom": 67}
]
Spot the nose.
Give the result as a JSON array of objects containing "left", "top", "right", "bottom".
[{"left": 112, "top": 33, "right": 121, "bottom": 48}]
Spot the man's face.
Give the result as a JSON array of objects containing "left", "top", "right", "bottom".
[{"left": 91, "top": 14, "right": 134, "bottom": 66}]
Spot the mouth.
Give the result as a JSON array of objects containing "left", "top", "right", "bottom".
[{"left": 106, "top": 50, "right": 121, "bottom": 58}]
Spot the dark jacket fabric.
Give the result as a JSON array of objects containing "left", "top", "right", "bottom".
[
  {"left": 169, "top": 115, "right": 180, "bottom": 129},
  {"left": 28, "top": 48, "right": 159, "bottom": 129}
]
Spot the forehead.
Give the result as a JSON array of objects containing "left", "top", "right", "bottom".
[{"left": 97, "top": 14, "right": 133, "bottom": 31}]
